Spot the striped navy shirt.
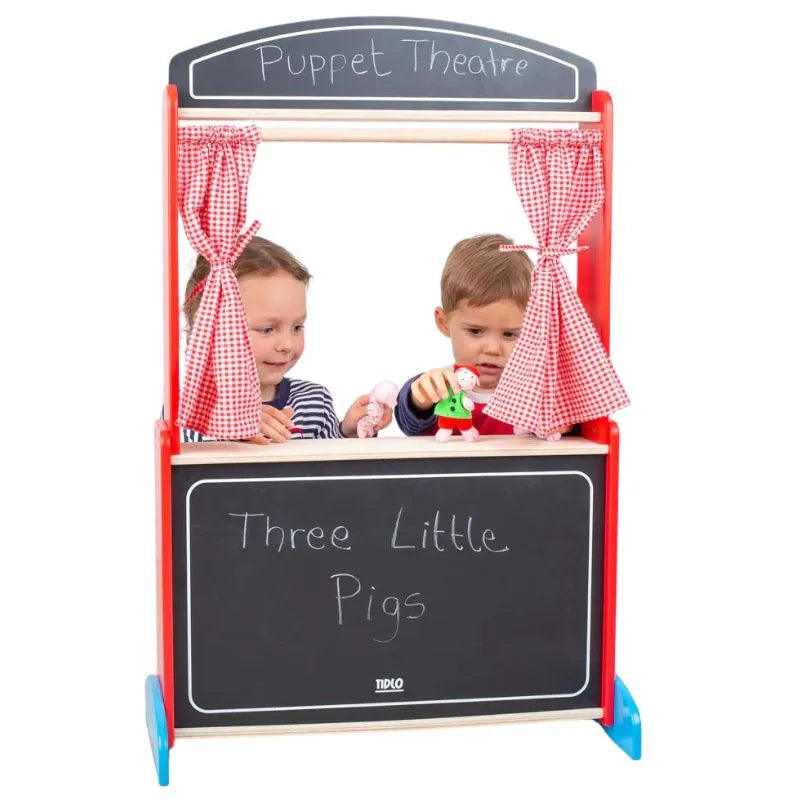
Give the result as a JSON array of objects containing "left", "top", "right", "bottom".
[{"left": 181, "top": 378, "right": 344, "bottom": 442}]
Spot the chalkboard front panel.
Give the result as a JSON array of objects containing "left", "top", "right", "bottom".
[{"left": 173, "top": 455, "right": 605, "bottom": 728}]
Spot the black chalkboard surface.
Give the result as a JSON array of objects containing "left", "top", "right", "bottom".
[
  {"left": 172, "top": 455, "right": 604, "bottom": 729},
  {"left": 169, "top": 17, "right": 596, "bottom": 111}
]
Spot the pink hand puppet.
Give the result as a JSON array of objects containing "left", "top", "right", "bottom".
[{"left": 357, "top": 380, "right": 399, "bottom": 438}]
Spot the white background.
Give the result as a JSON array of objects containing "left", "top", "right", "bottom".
[{"left": 3, "top": 0, "right": 799, "bottom": 797}]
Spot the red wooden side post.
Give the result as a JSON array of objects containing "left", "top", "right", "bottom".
[
  {"left": 155, "top": 83, "right": 180, "bottom": 748},
  {"left": 601, "top": 420, "right": 620, "bottom": 726},
  {"left": 155, "top": 420, "right": 175, "bottom": 747},
  {"left": 578, "top": 90, "right": 618, "bottom": 725},
  {"left": 164, "top": 84, "right": 180, "bottom": 455}
]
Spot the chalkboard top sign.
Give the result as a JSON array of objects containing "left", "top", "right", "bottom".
[
  {"left": 169, "top": 17, "right": 597, "bottom": 112},
  {"left": 172, "top": 434, "right": 608, "bottom": 465}
]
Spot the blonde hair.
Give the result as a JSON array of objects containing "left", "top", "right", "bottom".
[
  {"left": 440, "top": 234, "right": 532, "bottom": 313},
  {"left": 184, "top": 236, "right": 310, "bottom": 330}
]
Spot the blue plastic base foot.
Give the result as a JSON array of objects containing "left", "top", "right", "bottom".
[
  {"left": 598, "top": 675, "right": 641, "bottom": 760},
  {"left": 145, "top": 675, "right": 170, "bottom": 785}
]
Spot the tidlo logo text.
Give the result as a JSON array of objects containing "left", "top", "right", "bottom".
[{"left": 375, "top": 677, "right": 404, "bottom": 693}]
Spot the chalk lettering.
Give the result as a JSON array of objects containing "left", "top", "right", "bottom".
[
  {"left": 391, "top": 507, "right": 415, "bottom": 549},
  {"left": 401, "top": 38, "right": 426, "bottom": 71},
  {"left": 483, "top": 528, "right": 510, "bottom": 553},
  {"left": 375, "top": 595, "right": 401, "bottom": 643},
  {"left": 309, "top": 54, "right": 326, "bottom": 86},
  {"left": 404, "top": 592, "right": 426, "bottom": 620},
  {"left": 430, "top": 40, "right": 451, "bottom": 74},
  {"left": 331, "top": 525, "right": 351, "bottom": 550},
  {"left": 256, "top": 39, "right": 526, "bottom": 89},
  {"left": 266, "top": 517, "right": 285, "bottom": 551},
  {"left": 287, "top": 54, "right": 306, "bottom": 77},
  {"left": 391, "top": 507, "right": 509, "bottom": 553},
  {"left": 329, "top": 53, "right": 347, "bottom": 85},
  {"left": 468, "top": 54, "right": 487, "bottom": 75},
  {"left": 330, "top": 572, "right": 426, "bottom": 643},
  {"left": 370, "top": 38, "right": 392, "bottom": 77},
  {"left": 351, "top": 52, "right": 368, "bottom": 74},
  {"left": 433, "top": 510, "right": 445, "bottom": 552},
  {"left": 486, "top": 47, "right": 500, "bottom": 76},
  {"left": 449, "top": 512, "right": 464, "bottom": 551},
  {"left": 307, "top": 526, "right": 325, "bottom": 550},
  {"left": 256, "top": 45, "right": 283, "bottom": 82},
  {"left": 331, "top": 572, "right": 361, "bottom": 625},
  {"left": 404, "top": 41, "right": 527, "bottom": 79},
  {"left": 227, "top": 514, "right": 350, "bottom": 552},
  {"left": 228, "top": 512, "right": 264, "bottom": 548},
  {"left": 462, "top": 514, "right": 482, "bottom": 553}
]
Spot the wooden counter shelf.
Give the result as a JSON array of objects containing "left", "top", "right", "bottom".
[{"left": 171, "top": 434, "right": 609, "bottom": 465}]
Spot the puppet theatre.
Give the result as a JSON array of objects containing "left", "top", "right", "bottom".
[{"left": 147, "top": 17, "right": 640, "bottom": 786}]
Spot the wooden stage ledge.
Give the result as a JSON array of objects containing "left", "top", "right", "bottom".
[{"left": 172, "top": 434, "right": 608, "bottom": 465}]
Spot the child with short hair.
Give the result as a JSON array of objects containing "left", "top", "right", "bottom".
[
  {"left": 183, "top": 236, "right": 390, "bottom": 443},
  {"left": 395, "top": 233, "right": 570, "bottom": 439}
]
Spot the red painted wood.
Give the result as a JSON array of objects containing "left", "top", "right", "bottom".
[
  {"left": 600, "top": 421, "right": 620, "bottom": 724},
  {"left": 579, "top": 91, "right": 618, "bottom": 722},
  {"left": 155, "top": 420, "right": 175, "bottom": 747},
  {"left": 163, "top": 85, "right": 179, "bottom": 456},
  {"left": 157, "top": 83, "right": 179, "bottom": 747}
]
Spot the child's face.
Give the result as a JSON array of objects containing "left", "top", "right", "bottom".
[
  {"left": 238, "top": 271, "right": 306, "bottom": 391},
  {"left": 435, "top": 299, "right": 524, "bottom": 391}
]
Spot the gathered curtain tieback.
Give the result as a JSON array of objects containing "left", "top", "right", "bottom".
[
  {"left": 182, "top": 219, "right": 261, "bottom": 308},
  {"left": 499, "top": 243, "right": 589, "bottom": 259},
  {"left": 182, "top": 259, "right": 235, "bottom": 307}
]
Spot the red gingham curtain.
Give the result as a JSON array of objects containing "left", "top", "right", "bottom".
[
  {"left": 486, "top": 129, "right": 629, "bottom": 436},
  {"left": 176, "top": 125, "right": 262, "bottom": 439}
]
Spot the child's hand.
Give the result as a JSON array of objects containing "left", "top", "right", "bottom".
[
  {"left": 341, "top": 395, "right": 393, "bottom": 437},
  {"left": 246, "top": 405, "right": 295, "bottom": 445},
  {"left": 410, "top": 367, "right": 460, "bottom": 411}
]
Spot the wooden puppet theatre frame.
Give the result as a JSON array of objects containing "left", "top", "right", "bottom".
[{"left": 147, "top": 17, "right": 641, "bottom": 786}]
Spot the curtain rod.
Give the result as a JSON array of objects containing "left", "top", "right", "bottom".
[{"left": 255, "top": 127, "right": 522, "bottom": 142}]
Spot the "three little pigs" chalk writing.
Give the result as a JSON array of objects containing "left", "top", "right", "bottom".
[{"left": 227, "top": 505, "right": 510, "bottom": 643}]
